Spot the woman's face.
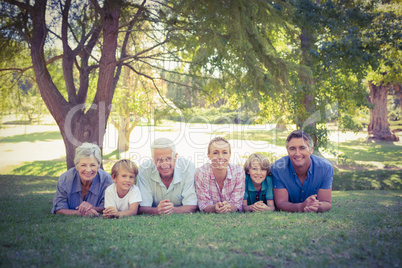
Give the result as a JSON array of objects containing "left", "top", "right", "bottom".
[
  {"left": 208, "top": 141, "right": 231, "bottom": 170},
  {"left": 76, "top": 156, "right": 100, "bottom": 183}
]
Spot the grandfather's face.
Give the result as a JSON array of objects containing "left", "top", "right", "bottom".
[
  {"left": 153, "top": 148, "right": 177, "bottom": 180},
  {"left": 286, "top": 138, "right": 313, "bottom": 170}
]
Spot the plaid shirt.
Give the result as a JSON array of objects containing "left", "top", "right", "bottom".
[{"left": 195, "top": 163, "right": 245, "bottom": 212}]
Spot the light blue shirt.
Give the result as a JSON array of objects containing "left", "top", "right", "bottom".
[
  {"left": 137, "top": 157, "right": 197, "bottom": 207},
  {"left": 271, "top": 154, "right": 333, "bottom": 203},
  {"left": 51, "top": 168, "right": 113, "bottom": 213}
]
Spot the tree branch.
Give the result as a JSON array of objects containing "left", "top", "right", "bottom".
[
  {"left": 3, "top": 0, "right": 32, "bottom": 12},
  {"left": 0, "top": 55, "right": 63, "bottom": 73},
  {"left": 124, "top": 64, "right": 176, "bottom": 110}
]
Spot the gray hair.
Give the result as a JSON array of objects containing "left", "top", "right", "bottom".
[
  {"left": 74, "top": 143, "right": 102, "bottom": 167},
  {"left": 150, "top": 138, "right": 176, "bottom": 158},
  {"left": 285, "top": 130, "right": 314, "bottom": 150}
]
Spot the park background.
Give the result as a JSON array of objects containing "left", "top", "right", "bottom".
[{"left": 0, "top": 0, "right": 401, "bottom": 267}]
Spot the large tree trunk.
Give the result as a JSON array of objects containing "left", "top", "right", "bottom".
[
  {"left": 29, "top": 0, "right": 121, "bottom": 169},
  {"left": 60, "top": 104, "right": 110, "bottom": 168},
  {"left": 368, "top": 81, "right": 399, "bottom": 141}
]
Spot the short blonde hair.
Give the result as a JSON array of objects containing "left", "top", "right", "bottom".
[
  {"left": 207, "top": 136, "right": 231, "bottom": 154},
  {"left": 111, "top": 159, "right": 138, "bottom": 179},
  {"left": 244, "top": 153, "right": 271, "bottom": 174},
  {"left": 74, "top": 143, "right": 102, "bottom": 167}
]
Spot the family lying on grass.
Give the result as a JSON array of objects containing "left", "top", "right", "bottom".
[{"left": 51, "top": 130, "right": 333, "bottom": 217}]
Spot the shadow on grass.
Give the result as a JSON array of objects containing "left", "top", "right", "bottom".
[
  {"left": 2, "top": 120, "right": 40, "bottom": 125},
  {"left": 0, "top": 131, "right": 62, "bottom": 143},
  {"left": 11, "top": 160, "right": 67, "bottom": 177},
  {"left": 333, "top": 169, "right": 402, "bottom": 191},
  {"left": 337, "top": 140, "right": 402, "bottom": 163},
  {"left": 10, "top": 160, "right": 115, "bottom": 178}
]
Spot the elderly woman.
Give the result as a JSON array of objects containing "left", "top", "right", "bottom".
[
  {"left": 51, "top": 143, "right": 113, "bottom": 217},
  {"left": 195, "top": 137, "right": 245, "bottom": 213}
]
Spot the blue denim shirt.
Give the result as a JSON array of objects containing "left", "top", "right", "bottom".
[
  {"left": 271, "top": 155, "right": 333, "bottom": 203},
  {"left": 51, "top": 168, "right": 113, "bottom": 213},
  {"left": 244, "top": 174, "right": 274, "bottom": 205}
]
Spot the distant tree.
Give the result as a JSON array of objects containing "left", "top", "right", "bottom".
[
  {"left": 365, "top": 1, "right": 401, "bottom": 141},
  {"left": 268, "top": 0, "right": 402, "bottom": 146},
  {"left": 110, "top": 65, "right": 159, "bottom": 152},
  {"left": 0, "top": 47, "right": 48, "bottom": 125},
  {"left": 284, "top": 0, "right": 376, "bottom": 148}
]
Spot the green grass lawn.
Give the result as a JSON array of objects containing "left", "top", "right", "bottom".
[
  {"left": 1, "top": 122, "right": 401, "bottom": 266},
  {"left": 0, "top": 175, "right": 400, "bottom": 267}
]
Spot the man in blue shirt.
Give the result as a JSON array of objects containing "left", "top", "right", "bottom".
[{"left": 271, "top": 130, "right": 333, "bottom": 212}]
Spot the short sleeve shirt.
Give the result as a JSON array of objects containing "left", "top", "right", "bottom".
[
  {"left": 104, "top": 183, "right": 142, "bottom": 211},
  {"left": 137, "top": 157, "right": 197, "bottom": 207},
  {"left": 195, "top": 163, "right": 245, "bottom": 212},
  {"left": 271, "top": 154, "right": 333, "bottom": 203},
  {"left": 51, "top": 168, "right": 113, "bottom": 213},
  {"left": 243, "top": 174, "right": 274, "bottom": 205}
]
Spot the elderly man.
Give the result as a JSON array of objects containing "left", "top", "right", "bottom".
[
  {"left": 271, "top": 130, "right": 333, "bottom": 212},
  {"left": 137, "top": 138, "right": 197, "bottom": 215}
]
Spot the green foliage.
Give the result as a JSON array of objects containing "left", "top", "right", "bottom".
[
  {"left": 0, "top": 48, "right": 48, "bottom": 124},
  {"left": 282, "top": 0, "right": 402, "bottom": 148},
  {"left": 1, "top": 0, "right": 401, "bottom": 158},
  {"left": 166, "top": 0, "right": 300, "bottom": 107},
  {"left": 167, "top": 106, "right": 259, "bottom": 124},
  {"left": 0, "top": 175, "right": 400, "bottom": 267}
]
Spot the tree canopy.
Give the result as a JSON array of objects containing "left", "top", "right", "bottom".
[{"left": 1, "top": 0, "right": 401, "bottom": 167}]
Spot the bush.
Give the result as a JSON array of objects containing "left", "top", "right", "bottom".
[{"left": 166, "top": 106, "right": 259, "bottom": 124}]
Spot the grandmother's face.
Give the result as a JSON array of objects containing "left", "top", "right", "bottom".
[{"left": 76, "top": 156, "right": 100, "bottom": 183}]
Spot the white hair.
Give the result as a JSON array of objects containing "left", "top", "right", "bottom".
[
  {"left": 150, "top": 138, "right": 176, "bottom": 158},
  {"left": 74, "top": 143, "right": 102, "bottom": 167}
]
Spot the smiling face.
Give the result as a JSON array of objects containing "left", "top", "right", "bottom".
[
  {"left": 113, "top": 168, "right": 135, "bottom": 198},
  {"left": 248, "top": 160, "right": 268, "bottom": 187},
  {"left": 208, "top": 141, "right": 231, "bottom": 170},
  {"left": 76, "top": 156, "right": 100, "bottom": 184},
  {"left": 286, "top": 137, "right": 314, "bottom": 170},
  {"left": 153, "top": 148, "right": 177, "bottom": 180}
]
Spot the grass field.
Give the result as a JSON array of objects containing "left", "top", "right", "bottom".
[
  {"left": 0, "top": 175, "right": 400, "bottom": 267},
  {"left": 0, "top": 121, "right": 401, "bottom": 267}
]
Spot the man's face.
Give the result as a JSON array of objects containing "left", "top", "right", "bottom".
[
  {"left": 153, "top": 148, "right": 177, "bottom": 180},
  {"left": 286, "top": 138, "right": 313, "bottom": 169}
]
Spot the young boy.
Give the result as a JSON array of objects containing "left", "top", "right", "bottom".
[
  {"left": 242, "top": 153, "right": 275, "bottom": 212},
  {"left": 103, "top": 159, "right": 142, "bottom": 218}
]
